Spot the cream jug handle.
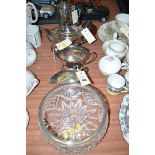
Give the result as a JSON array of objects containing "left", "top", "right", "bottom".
[
  {"left": 26, "top": 2, "right": 38, "bottom": 24},
  {"left": 84, "top": 52, "right": 97, "bottom": 65}
]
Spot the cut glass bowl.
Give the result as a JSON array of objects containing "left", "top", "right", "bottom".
[{"left": 38, "top": 84, "right": 108, "bottom": 153}]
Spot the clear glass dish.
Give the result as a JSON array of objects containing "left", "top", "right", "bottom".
[{"left": 38, "top": 84, "right": 108, "bottom": 153}]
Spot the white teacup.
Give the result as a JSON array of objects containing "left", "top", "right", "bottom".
[
  {"left": 107, "top": 73, "right": 128, "bottom": 95},
  {"left": 99, "top": 56, "right": 128, "bottom": 76},
  {"left": 103, "top": 39, "right": 128, "bottom": 60},
  {"left": 26, "top": 41, "right": 37, "bottom": 67},
  {"left": 26, "top": 25, "right": 41, "bottom": 48},
  {"left": 26, "top": 70, "right": 39, "bottom": 97},
  {"left": 115, "top": 13, "right": 129, "bottom": 29}
]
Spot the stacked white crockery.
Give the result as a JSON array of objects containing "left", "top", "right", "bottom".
[
  {"left": 98, "top": 13, "right": 129, "bottom": 143},
  {"left": 98, "top": 13, "right": 129, "bottom": 95}
]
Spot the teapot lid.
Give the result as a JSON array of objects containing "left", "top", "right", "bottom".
[{"left": 51, "top": 25, "right": 82, "bottom": 41}]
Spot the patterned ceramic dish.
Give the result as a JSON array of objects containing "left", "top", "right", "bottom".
[
  {"left": 97, "top": 20, "right": 128, "bottom": 45},
  {"left": 38, "top": 84, "right": 109, "bottom": 153},
  {"left": 26, "top": 70, "right": 39, "bottom": 97},
  {"left": 119, "top": 94, "right": 129, "bottom": 143}
]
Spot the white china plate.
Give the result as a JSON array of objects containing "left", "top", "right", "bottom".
[
  {"left": 26, "top": 48, "right": 37, "bottom": 67},
  {"left": 97, "top": 20, "right": 128, "bottom": 45},
  {"left": 119, "top": 94, "right": 129, "bottom": 143},
  {"left": 26, "top": 110, "right": 29, "bottom": 128}
]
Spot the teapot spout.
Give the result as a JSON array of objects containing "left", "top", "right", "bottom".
[{"left": 42, "top": 28, "right": 54, "bottom": 41}]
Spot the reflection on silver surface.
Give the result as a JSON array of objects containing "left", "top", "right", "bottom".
[{"left": 49, "top": 68, "right": 79, "bottom": 84}]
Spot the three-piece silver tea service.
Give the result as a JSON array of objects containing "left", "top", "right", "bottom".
[{"left": 26, "top": 0, "right": 129, "bottom": 153}]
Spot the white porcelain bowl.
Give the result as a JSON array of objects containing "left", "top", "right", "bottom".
[
  {"left": 99, "top": 56, "right": 122, "bottom": 76},
  {"left": 102, "top": 39, "right": 128, "bottom": 60},
  {"left": 109, "top": 41, "right": 125, "bottom": 52}
]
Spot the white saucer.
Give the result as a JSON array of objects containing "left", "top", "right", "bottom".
[
  {"left": 97, "top": 20, "right": 128, "bottom": 45},
  {"left": 26, "top": 110, "right": 29, "bottom": 128},
  {"left": 119, "top": 94, "right": 129, "bottom": 143},
  {"left": 26, "top": 48, "right": 37, "bottom": 67}
]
